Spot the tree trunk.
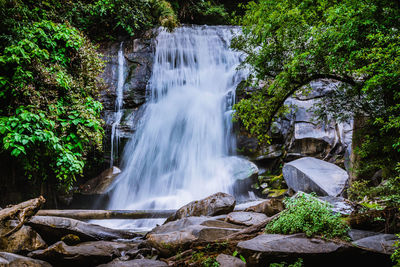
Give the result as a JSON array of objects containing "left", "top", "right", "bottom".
[{"left": 36, "top": 209, "right": 176, "bottom": 220}]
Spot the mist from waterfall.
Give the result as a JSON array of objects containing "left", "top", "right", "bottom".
[{"left": 104, "top": 26, "right": 246, "bottom": 230}]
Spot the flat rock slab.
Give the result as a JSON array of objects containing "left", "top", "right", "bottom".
[
  {"left": 283, "top": 157, "right": 348, "bottom": 196},
  {"left": 98, "top": 258, "right": 167, "bottom": 267},
  {"left": 353, "top": 234, "right": 398, "bottom": 254},
  {"left": 237, "top": 233, "right": 392, "bottom": 267},
  {"left": 226, "top": 212, "right": 268, "bottom": 226},
  {"left": 348, "top": 229, "right": 380, "bottom": 241},
  {"left": 0, "top": 252, "right": 52, "bottom": 267},
  {"left": 29, "top": 241, "right": 138, "bottom": 267},
  {"left": 27, "top": 216, "right": 139, "bottom": 244},
  {"left": 216, "top": 254, "right": 246, "bottom": 267},
  {"left": 166, "top": 192, "right": 236, "bottom": 222}
]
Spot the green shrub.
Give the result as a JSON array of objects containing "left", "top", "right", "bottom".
[
  {"left": 270, "top": 258, "right": 303, "bottom": 267},
  {"left": 265, "top": 192, "right": 349, "bottom": 239}
]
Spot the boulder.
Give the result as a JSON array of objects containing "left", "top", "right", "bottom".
[
  {"left": 237, "top": 233, "right": 390, "bottom": 267},
  {"left": 80, "top": 166, "right": 121, "bottom": 195},
  {"left": 244, "top": 199, "right": 284, "bottom": 216},
  {"left": 27, "top": 216, "right": 139, "bottom": 244},
  {"left": 226, "top": 212, "right": 268, "bottom": 226},
  {"left": 0, "top": 222, "right": 47, "bottom": 254},
  {"left": 224, "top": 157, "right": 259, "bottom": 199},
  {"left": 0, "top": 252, "right": 52, "bottom": 267},
  {"left": 282, "top": 157, "right": 348, "bottom": 196},
  {"left": 98, "top": 258, "right": 167, "bottom": 267},
  {"left": 216, "top": 254, "right": 246, "bottom": 267},
  {"left": 348, "top": 229, "right": 380, "bottom": 241},
  {"left": 318, "top": 196, "right": 354, "bottom": 215},
  {"left": 353, "top": 234, "right": 399, "bottom": 254},
  {"left": 147, "top": 216, "right": 242, "bottom": 256},
  {"left": 29, "top": 241, "right": 138, "bottom": 267},
  {"left": 165, "top": 192, "right": 236, "bottom": 222}
]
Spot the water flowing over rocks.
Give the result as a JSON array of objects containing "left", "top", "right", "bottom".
[{"left": 282, "top": 157, "right": 349, "bottom": 196}]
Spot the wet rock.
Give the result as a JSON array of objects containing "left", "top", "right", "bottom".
[
  {"left": 80, "top": 166, "right": 121, "bottom": 195},
  {"left": 166, "top": 192, "right": 236, "bottom": 222},
  {"left": 98, "top": 258, "right": 167, "bottom": 267},
  {"left": 353, "top": 234, "right": 399, "bottom": 254},
  {"left": 244, "top": 198, "right": 284, "bottom": 216},
  {"left": 237, "top": 233, "right": 360, "bottom": 267},
  {"left": 226, "top": 212, "right": 268, "bottom": 226},
  {"left": 27, "top": 216, "right": 139, "bottom": 244},
  {"left": 283, "top": 157, "right": 348, "bottom": 196},
  {"left": 147, "top": 216, "right": 242, "bottom": 256},
  {"left": 29, "top": 241, "right": 138, "bottom": 267},
  {"left": 348, "top": 229, "right": 379, "bottom": 241},
  {"left": 319, "top": 196, "right": 354, "bottom": 215},
  {"left": 0, "top": 252, "right": 52, "bottom": 267},
  {"left": 216, "top": 254, "right": 246, "bottom": 267},
  {"left": 225, "top": 157, "right": 259, "bottom": 200},
  {"left": 0, "top": 223, "right": 47, "bottom": 254}
]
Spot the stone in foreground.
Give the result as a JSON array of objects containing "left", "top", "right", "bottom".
[
  {"left": 353, "top": 234, "right": 398, "bottom": 254},
  {"left": 237, "top": 233, "right": 391, "bottom": 267},
  {"left": 166, "top": 192, "right": 235, "bottom": 222},
  {"left": 27, "top": 216, "right": 139, "bottom": 244},
  {"left": 216, "top": 254, "right": 246, "bottom": 267},
  {"left": 282, "top": 157, "right": 348, "bottom": 196},
  {"left": 0, "top": 252, "right": 52, "bottom": 267},
  {"left": 226, "top": 212, "right": 268, "bottom": 226},
  {"left": 29, "top": 241, "right": 138, "bottom": 267},
  {"left": 0, "top": 223, "right": 47, "bottom": 254},
  {"left": 98, "top": 258, "right": 167, "bottom": 267}
]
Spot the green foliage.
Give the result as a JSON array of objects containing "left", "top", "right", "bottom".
[
  {"left": 348, "top": 163, "right": 400, "bottom": 209},
  {"left": 392, "top": 234, "right": 400, "bottom": 266},
  {"left": 270, "top": 258, "right": 303, "bottom": 267},
  {"left": 0, "top": 19, "right": 104, "bottom": 188},
  {"left": 232, "top": 250, "right": 246, "bottom": 263},
  {"left": 232, "top": 0, "right": 400, "bottom": 174},
  {"left": 265, "top": 192, "right": 349, "bottom": 239}
]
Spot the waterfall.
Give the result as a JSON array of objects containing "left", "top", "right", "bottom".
[
  {"left": 110, "top": 42, "right": 125, "bottom": 167},
  {"left": 104, "top": 26, "right": 246, "bottom": 230}
]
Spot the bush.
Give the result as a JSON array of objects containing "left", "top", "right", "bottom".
[{"left": 265, "top": 192, "right": 349, "bottom": 239}]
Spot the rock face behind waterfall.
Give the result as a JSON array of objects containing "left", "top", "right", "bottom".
[
  {"left": 236, "top": 79, "right": 353, "bottom": 169},
  {"left": 282, "top": 157, "right": 349, "bottom": 196},
  {"left": 99, "top": 30, "right": 157, "bottom": 166}
]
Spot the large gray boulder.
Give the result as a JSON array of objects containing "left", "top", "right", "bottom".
[
  {"left": 282, "top": 157, "right": 348, "bottom": 196},
  {"left": 29, "top": 241, "right": 138, "bottom": 267},
  {"left": 27, "top": 216, "right": 139, "bottom": 244},
  {"left": 165, "top": 192, "right": 236, "bottom": 222},
  {"left": 224, "top": 157, "right": 259, "bottom": 199},
  {"left": 0, "top": 252, "right": 52, "bottom": 267}
]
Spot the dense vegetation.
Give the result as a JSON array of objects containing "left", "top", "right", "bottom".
[
  {"left": 266, "top": 193, "right": 349, "bottom": 239},
  {"left": 233, "top": 0, "right": 400, "bottom": 178}
]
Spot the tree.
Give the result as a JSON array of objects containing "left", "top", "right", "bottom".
[{"left": 232, "top": 0, "right": 400, "bottom": 175}]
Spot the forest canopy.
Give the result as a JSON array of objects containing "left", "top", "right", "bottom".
[{"left": 232, "top": 0, "right": 400, "bottom": 178}]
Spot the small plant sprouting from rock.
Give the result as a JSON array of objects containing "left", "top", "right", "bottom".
[{"left": 265, "top": 192, "right": 349, "bottom": 239}]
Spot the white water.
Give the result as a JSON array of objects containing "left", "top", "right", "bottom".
[
  {"left": 110, "top": 42, "right": 125, "bottom": 167},
  {"left": 103, "top": 26, "right": 246, "bottom": 230}
]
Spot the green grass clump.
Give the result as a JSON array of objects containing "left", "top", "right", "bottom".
[{"left": 265, "top": 192, "right": 349, "bottom": 239}]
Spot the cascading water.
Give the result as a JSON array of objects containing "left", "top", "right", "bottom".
[
  {"left": 110, "top": 42, "right": 125, "bottom": 167},
  {"left": 104, "top": 26, "right": 246, "bottom": 230}
]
